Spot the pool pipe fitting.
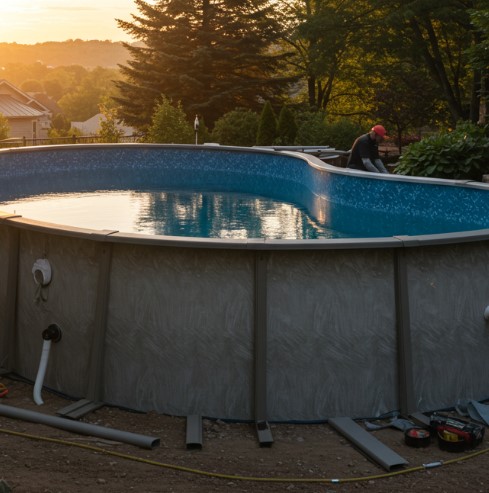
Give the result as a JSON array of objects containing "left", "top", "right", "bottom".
[
  {"left": 33, "top": 324, "right": 62, "bottom": 406},
  {"left": 42, "top": 324, "right": 62, "bottom": 343},
  {"left": 484, "top": 306, "right": 489, "bottom": 321}
]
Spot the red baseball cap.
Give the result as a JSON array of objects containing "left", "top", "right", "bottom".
[{"left": 371, "top": 125, "right": 387, "bottom": 138}]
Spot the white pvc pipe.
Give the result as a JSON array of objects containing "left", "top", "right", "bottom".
[
  {"left": 33, "top": 339, "right": 52, "bottom": 405},
  {"left": 0, "top": 403, "right": 160, "bottom": 449}
]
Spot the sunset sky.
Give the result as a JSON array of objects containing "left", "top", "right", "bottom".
[{"left": 0, "top": 1, "right": 149, "bottom": 44}]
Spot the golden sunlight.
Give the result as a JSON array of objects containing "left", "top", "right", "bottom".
[{"left": 0, "top": 1, "right": 138, "bottom": 44}]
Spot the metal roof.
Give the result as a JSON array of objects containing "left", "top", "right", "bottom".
[{"left": 0, "top": 94, "right": 44, "bottom": 118}]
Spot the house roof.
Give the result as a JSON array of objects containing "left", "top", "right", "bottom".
[
  {"left": 0, "top": 79, "right": 51, "bottom": 116},
  {"left": 0, "top": 94, "right": 45, "bottom": 118}
]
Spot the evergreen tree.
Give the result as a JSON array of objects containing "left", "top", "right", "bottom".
[
  {"left": 256, "top": 101, "right": 277, "bottom": 145},
  {"left": 275, "top": 105, "right": 297, "bottom": 145},
  {"left": 116, "top": 0, "right": 291, "bottom": 131}
]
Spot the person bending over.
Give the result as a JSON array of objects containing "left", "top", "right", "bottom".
[{"left": 346, "top": 125, "right": 389, "bottom": 173}]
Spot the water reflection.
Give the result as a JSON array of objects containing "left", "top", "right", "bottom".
[
  {"left": 136, "top": 190, "right": 335, "bottom": 238},
  {"left": 0, "top": 189, "right": 337, "bottom": 239}
]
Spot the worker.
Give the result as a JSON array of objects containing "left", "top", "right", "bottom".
[{"left": 346, "top": 125, "right": 389, "bottom": 173}]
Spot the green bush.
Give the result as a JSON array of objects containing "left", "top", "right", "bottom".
[
  {"left": 146, "top": 97, "right": 194, "bottom": 144},
  {"left": 294, "top": 111, "right": 328, "bottom": 146},
  {"left": 256, "top": 101, "right": 277, "bottom": 146},
  {"left": 323, "top": 119, "right": 363, "bottom": 151},
  {"left": 394, "top": 121, "right": 489, "bottom": 181},
  {"left": 211, "top": 108, "right": 259, "bottom": 146},
  {"left": 98, "top": 99, "right": 124, "bottom": 143}
]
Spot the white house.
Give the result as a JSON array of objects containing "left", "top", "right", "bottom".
[
  {"left": 71, "top": 113, "right": 135, "bottom": 137},
  {"left": 0, "top": 79, "right": 52, "bottom": 139}
]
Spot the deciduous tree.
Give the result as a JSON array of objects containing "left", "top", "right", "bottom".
[
  {"left": 146, "top": 96, "right": 194, "bottom": 143},
  {"left": 378, "top": 0, "right": 482, "bottom": 124}
]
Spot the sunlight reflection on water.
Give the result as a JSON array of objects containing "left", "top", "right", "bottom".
[{"left": 0, "top": 189, "right": 338, "bottom": 239}]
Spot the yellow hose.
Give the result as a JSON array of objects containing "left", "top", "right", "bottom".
[{"left": 1, "top": 427, "right": 488, "bottom": 484}]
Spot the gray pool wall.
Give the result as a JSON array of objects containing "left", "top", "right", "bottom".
[{"left": 1, "top": 144, "right": 489, "bottom": 421}]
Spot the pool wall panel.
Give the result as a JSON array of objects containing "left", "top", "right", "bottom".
[
  {"left": 267, "top": 249, "right": 398, "bottom": 420},
  {"left": 407, "top": 241, "right": 489, "bottom": 410},
  {"left": 13, "top": 230, "right": 101, "bottom": 399},
  {"left": 103, "top": 244, "right": 255, "bottom": 419}
]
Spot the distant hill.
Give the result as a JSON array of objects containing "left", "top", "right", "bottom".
[{"left": 0, "top": 40, "right": 137, "bottom": 68}]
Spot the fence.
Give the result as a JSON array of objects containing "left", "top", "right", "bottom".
[{"left": 0, "top": 134, "right": 143, "bottom": 149}]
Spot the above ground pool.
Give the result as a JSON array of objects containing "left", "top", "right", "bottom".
[{"left": 1, "top": 144, "right": 489, "bottom": 426}]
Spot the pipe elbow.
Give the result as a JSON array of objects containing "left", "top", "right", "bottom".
[{"left": 42, "top": 324, "right": 62, "bottom": 342}]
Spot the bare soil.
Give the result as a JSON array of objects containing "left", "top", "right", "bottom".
[{"left": 0, "top": 375, "right": 488, "bottom": 493}]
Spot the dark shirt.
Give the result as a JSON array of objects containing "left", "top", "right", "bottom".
[{"left": 346, "top": 133, "right": 380, "bottom": 171}]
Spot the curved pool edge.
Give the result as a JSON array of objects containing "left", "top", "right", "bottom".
[
  {"left": 3, "top": 210, "right": 489, "bottom": 250},
  {"left": 1, "top": 144, "right": 489, "bottom": 423}
]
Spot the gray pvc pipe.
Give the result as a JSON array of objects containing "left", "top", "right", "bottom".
[{"left": 0, "top": 403, "right": 160, "bottom": 449}]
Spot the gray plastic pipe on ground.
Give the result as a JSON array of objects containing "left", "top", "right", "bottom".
[{"left": 0, "top": 403, "right": 160, "bottom": 449}]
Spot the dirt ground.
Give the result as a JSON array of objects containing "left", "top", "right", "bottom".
[{"left": 0, "top": 375, "right": 488, "bottom": 493}]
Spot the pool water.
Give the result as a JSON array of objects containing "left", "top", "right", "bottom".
[{"left": 0, "top": 189, "right": 341, "bottom": 239}]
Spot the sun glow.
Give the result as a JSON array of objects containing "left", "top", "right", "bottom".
[{"left": 0, "top": 0, "right": 139, "bottom": 44}]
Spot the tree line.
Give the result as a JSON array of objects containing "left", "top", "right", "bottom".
[
  {"left": 0, "top": 40, "right": 131, "bottom": 68},
  {"left": 114, "top": 0, "right": 489, "bottom": 145}
]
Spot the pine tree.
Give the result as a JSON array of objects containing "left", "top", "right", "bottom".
[
  {"left": 115, "top": 0, "right": 291, "bottom": 131},
  {"left": 256, "top": 101, "right": 277, "bottom": 146},
  {"left": 275, "top": 105, "right": 297, "bottom": 145}
]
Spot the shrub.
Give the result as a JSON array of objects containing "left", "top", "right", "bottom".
[
  {"left": 50, "top": 113, "right": 71, "bottom": 134},
  {"left": 256, "top": 101, "right": 277, "bottom": 146},
  {"left": 294, "top": 111, "right": 328, "bottom": 146},
  {"left": 211, "top": 108, "right": 259, "bottom": 146},
  {"left": 394, "top": 121, "right": 489, "bottom": 181},
  {"left": 98, "top": 99, "right": 124, "bottom": 143},
  {"left": 323, "top": 119, "right": 363, "bottom": 151},
  {"left": 146, "top": 97, "right": 194, "bottom": 144}
]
